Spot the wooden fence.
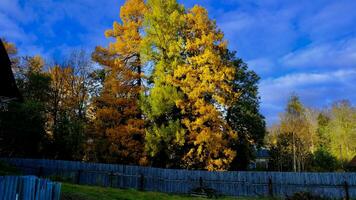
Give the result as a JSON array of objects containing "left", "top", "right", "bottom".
[
  {"left": 0, "top": 175, "right": 61, "bottom": 200},
  {"left": 2, "top": 158, "right": 356, "bottom": 199}
]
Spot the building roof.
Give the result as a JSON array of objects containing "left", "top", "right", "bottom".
[
  {"left": 256, "top": 148, "right": 270, "bottom": 158},
  {"left": 0, "top": 39, "right": 21, "bottom": 101}
]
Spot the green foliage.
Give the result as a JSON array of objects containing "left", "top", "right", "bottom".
[
  {"left": 50, "top": 114, "right": 86, "bottom": 160},
  {"left": 145, "top": 119, "right": 185, "bottom": 168},
  {"left": 310, "top": 148, "right": 340, "bottom": 172},
  {"left": 316, "top": 113, "right": 331, "bottom": 149},
  {"left": 0, "top": 100, "right": 47, "bottom": 157},
  {"left": 268, "top": 132, "right": 296, "bottom": 171},
  {"left": 226, "top": 55, "right": 266, "bottom": 170},
  {"left": 326, "top": 100, "right": 356, "bottom": 161},
  {"left": 141, "top": 0, "right": 186, "bottom": 168},
  {"left": 141, "top": 85, "right": 183, "bottom": 120}
]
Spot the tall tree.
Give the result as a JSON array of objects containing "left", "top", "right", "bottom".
[
  {"left": 171, "top": 6, "right": 238, "bottom": 170},
  {"left": 91, "top": 0, "right": 147, "bottom": 164},
  {"left": 141, "top": 0, "right": 186, "bottom": 168}
]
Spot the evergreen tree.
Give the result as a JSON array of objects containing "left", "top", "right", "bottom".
[{"left": 226, "top": 55, "right": 266, "bottom": 171}]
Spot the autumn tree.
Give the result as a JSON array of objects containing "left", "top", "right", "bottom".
[
  {"left": 169, "top": 6, "right": 238, "bottom": 170},
  {"left": 140, "top": 0, "right": 186, "bottom": 168},
  {"left": 91, "top": 0, "right": 147, "bottom": 164},
  {"left": 46, "top": 54, "right": 91, "bottom": 160},
  {"left": 267, "top": 95, "right": 317, "bottom": 171}
]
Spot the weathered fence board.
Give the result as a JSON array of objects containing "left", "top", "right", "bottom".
[
  {"left": 2, "top": 158, "right": 355, "bottom": 198},
  {"left": 0, "top": 176, "right": 61, "bottom": 200}
]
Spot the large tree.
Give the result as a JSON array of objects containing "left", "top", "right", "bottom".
[
  {"left": 171, "top": 6, "right": 238, "bottom": 170},
  {"left": 140, "top": 0, "right": 186, "bottom": 168},
  {"left": 91, "top": 0, "right": 147, "bottom": 165}
]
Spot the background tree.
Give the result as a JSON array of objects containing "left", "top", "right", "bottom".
[
  {"left": 327, "top": 100, "right": 356, "bottom": 161},
  {"left": 46, "top": 51, "right": 92, "bottom": 160},
  {"left": 268, "top": 95, "right": 314, "bottom": 172},
  {"left": 268, "top": 130, "right": 295, "bottom": 171},
  {"left": 0, "top": 54, "right": 50, "bottom": 157},
  {"left": 226, "top": 55, "right": 266, "bottom": 171},
  {"left": 316, "top": 112, "right": 331, "bottom": 149},
  {"left": 311, "top": 148, "right": 340, "bottom": 172},
  {"left": 266, "top": 96, "right": 355, "bottom": 172}
]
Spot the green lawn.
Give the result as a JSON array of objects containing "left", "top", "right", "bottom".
[{"left": 61, "top": 183, "right": 272, "bottom": 200}]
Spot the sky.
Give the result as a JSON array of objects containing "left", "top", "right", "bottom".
[{"left": 1, "top": 0, "right": 356, "bottom": 125}]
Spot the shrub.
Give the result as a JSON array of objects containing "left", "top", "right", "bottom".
[
  {"left": 286, "top": 192, "right": 329, "bottom": 200},
  {"left": 311, "top": 148, "right": 341, "bottom": 172},
  {"left": 0, "top": 161, "right": 20, "bottom": 175}
]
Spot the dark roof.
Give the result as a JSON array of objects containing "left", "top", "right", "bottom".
[
  {"left": 256, "top": 148, "right": 270, "bottom": 158},
  {"left": 0, "top": 39, "right": 21, "bottom": 101}
]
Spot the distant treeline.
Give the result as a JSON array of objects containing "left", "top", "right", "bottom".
[{"left": 267, "top": 95, "right": 356, "bottom": 172}]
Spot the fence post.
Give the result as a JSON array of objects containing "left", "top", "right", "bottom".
[
  {"left": 199, "top": 177, "right": 203, "bottom": 188},
  {"left": 344, "top": 181, "right": 349, "bottom": 200},
  {"left": 77, "top": 169, "right": 82, "bottom": 184},
  {"left": 268, "top": 177, "right": 273, "bottom": 197},
  {"left": 109, "top": 171, "right": 114, "bottom": 187},
  {"left": 139, "top": 173, "right": 145, "bottom": 191}
]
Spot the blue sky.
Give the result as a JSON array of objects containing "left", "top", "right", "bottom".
[{"left": 1, "top": 0, "right": 356, "bottom": 125}]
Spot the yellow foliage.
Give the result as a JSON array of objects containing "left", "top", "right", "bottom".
[{"left": 171, "top": 5, "right": 238, "bottom": 170}]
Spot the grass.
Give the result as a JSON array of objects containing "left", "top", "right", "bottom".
[
  {"left": 0, "top": 161, "right": 21, "bottom": 176},
  {"left": 61, "top": 183, "right": 273, "bottom": 200}
]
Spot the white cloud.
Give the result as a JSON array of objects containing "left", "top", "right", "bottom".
[
  {"left": 260, "top": 69, "right": 356, "bottom": 124},
  {"left": 298, "top": 1, "right": 356, "bottom": 42},
  {"left": 246, "top": 57, "right": 275, "bottom": 76},
  {"left": 281, "top": 38, "right": 356, "bottom": 68}
]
